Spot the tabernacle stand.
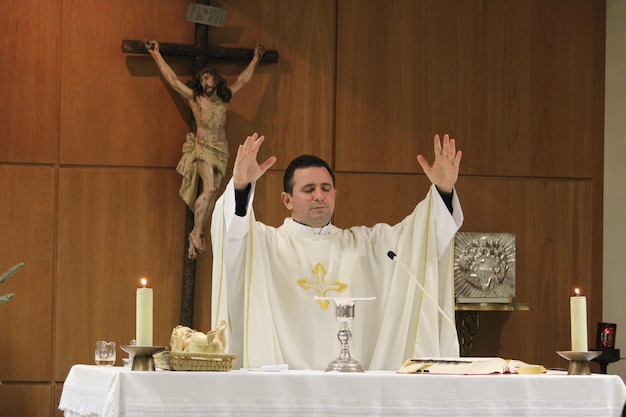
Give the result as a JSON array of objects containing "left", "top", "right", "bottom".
[{"left": 591, "top": 348, "right": 621, "bottom": 374}]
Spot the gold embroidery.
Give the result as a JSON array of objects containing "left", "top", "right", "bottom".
[{"left": 297, "top": 263, "right": 348, "bottom": 310}]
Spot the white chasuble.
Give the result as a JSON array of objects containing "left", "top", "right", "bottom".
[{"left": 211, "top": 179, "right": 463, "bottom": 371}]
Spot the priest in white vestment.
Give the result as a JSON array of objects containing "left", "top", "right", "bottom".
[{"left": 211, "top": 133, "right": 463, "bottom": 370}]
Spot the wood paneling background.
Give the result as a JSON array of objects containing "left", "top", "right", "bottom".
[{"left": 0, "top": 0, "right": 605, "bottom": 415}]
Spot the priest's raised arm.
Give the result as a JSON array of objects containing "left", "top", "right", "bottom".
[{"left": 211, "top": 133, "right": 463, "bottom": 370}]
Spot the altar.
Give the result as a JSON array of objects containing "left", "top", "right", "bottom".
[{"left": 59, "top": 364, "right": 626, "bottom": 417}]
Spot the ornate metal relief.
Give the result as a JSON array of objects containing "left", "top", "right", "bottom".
[{"left": 454, "top": 233, "right": 516, "bottom": 303}]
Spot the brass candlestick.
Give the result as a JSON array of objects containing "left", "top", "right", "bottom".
[
  {"left": 120, "top": 345, "right": 166, "bottom": 371},
  {"left": 556, "top": 350, "right": 602, "bottom": 375}
]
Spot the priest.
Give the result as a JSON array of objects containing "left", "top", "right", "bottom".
[{"left": 211, "top": 132, "right": 463, "bottom": 370}]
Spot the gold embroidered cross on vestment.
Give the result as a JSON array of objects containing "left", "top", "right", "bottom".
[{"left": 297, "top": 262, "right": 348, "bottom": 310}]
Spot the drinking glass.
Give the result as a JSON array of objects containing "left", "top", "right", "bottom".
[{"left": 95, "top": 341, "right": 116, "bottom": 366}]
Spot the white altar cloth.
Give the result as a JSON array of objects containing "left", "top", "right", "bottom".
[{"left": 59, "top": 364, "right": 626, "bottom": 417}]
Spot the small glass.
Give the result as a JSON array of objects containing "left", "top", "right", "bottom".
[{"left": 95, "top": 341, "right": 116, "bottom": 366}]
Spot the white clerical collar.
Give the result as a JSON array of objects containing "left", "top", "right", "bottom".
[{"left": 290, "top": 218, "right": 333, "bottom": 235}]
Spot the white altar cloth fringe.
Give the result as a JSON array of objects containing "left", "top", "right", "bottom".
[{"left": 59, "top": 365, "right": 626, "bottom": 417}]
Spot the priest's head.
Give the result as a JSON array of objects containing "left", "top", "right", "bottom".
[{"left": 281, "top": 155, "right": 337, "bottom": 228}]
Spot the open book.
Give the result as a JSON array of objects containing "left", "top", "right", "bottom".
[{"left": 398, "top": 357, "right": 547, "bottom": 375}]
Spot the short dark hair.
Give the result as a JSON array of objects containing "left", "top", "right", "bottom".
[
  {"left": 187, "top": 68, "right": 232, "bottom": 103},
  {"left": 283, "top": 155, "right": 335, "bottom": 193}
]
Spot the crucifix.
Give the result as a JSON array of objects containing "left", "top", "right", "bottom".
[{"left": 122, "top": 0, "right": 278, "bottom": 328}]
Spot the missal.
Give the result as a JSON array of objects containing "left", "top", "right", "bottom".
[{"left": 397, "top": 357, "right": 547, "bottom": 375}]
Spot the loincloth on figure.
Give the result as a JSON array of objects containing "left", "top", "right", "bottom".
[{"left": 177, "top": 132, "right": 229, "bottom": 209}]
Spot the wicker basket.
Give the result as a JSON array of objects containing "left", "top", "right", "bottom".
[{"left": 154, "top": 351, "right": 236, "bottom": 371}]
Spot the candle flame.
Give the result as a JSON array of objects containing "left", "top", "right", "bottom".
[
  {"left": 140, "top": 278, "right": 147, "bottom": 288},
  {"left": 574, "top": 288, "right": 580, "bottom": 296}
]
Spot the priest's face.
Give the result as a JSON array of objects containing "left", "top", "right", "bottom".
[{"left": 281, "top": 167, "right": 336, "bottom": 227}]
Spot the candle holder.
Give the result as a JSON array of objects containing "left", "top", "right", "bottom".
[
  {"left": 315, "top": 296, "right": 375, "bottom": 373},
  {"left": 120, "top": 345, "right": 166, "bottom": 371},
  {"left": 556, "top": 350, "right": 602, "bottom": 375}
]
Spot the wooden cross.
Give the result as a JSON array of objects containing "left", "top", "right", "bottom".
[{"left": 122, "top": 0, "right": 278, "bottom": 328}]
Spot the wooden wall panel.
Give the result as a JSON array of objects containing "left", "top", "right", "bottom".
[
  {"left": 0, "top": 166, "right": 55, "bottom": 381},
  {"left": 528, "top": 0, "right": 604, "bottom": 178},
  {"left": 54, "top": 168, "right": 185, "bottom": 379},
  {"left": 336, "top": 0, "right": 430, "bottom": 173},
  {"left": 55, "top": 383, "right": 64, "bottom": 417},
  {"left": 0, "top": 0, "right": 60, "bottom": 163},
  {"left": 60, "top": 0, "right": 192, "bottom": 167},
  {"left": 457, "top": 178, "right": 596, "bottom": 369},
  {"left": 336, "top": 0, "right": 602, "bottom": 179},
  {"left": 333, "top": 173, "right": 433, "bottom": 229},
  {"left": 208, "top": 0, "right": 337, "bottom": 170},
  {"left": 0, "top": 384, "right": 54, "bottom": 417}
]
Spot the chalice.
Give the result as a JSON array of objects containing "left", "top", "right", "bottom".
[{"left": 315, "top": 296, "right": 375, "bottom": 372}]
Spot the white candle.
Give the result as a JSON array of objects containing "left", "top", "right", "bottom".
[
  {"left": 570, "top": 288, "right": 588, "bottom": 352},
  {"left": 136, "top": 278, "right": 153, "bottom": 346}
]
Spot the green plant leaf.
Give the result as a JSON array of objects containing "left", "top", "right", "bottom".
[
  {"left": 0, "top": 262, "right": 24, "bottom": 285},
  {"left": 0, "top": 293, "right": 15, "bottom": 304}
]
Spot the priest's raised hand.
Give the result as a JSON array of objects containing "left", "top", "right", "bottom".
[
  {"left": 232, "top": 133, "right": 277, "bottom": 191},
  {"left": 417, "top": 133, "right": 462, "bottom": 194}
]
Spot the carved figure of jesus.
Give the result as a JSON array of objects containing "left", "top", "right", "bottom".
[{"left": 145, "top": 40, "right": 265, "bottom": 259}]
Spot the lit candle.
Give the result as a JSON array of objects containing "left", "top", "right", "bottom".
[
  {"left": 570, "top": 288, "right": 588, "bottom": 352},
  {"left": 136, "top": 278, "right": 153, "bottom": 346}
]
